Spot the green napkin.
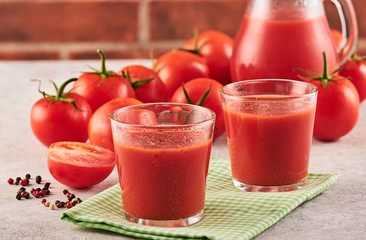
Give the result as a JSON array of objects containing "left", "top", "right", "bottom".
[{"left": 61, "top": 157, "right": 338, "bottom": 240}]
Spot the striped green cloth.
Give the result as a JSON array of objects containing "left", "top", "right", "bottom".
[{"left": 61, "top": 157, "right": 338, "bottom": 240}]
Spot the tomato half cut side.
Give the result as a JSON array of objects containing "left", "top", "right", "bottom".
[{"left": 47, "top": 141, "right": 116, "bottom": 188}]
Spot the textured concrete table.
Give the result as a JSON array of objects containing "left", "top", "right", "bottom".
[{"left": 1, "top": 60, "right": 365, "bottom": 239}]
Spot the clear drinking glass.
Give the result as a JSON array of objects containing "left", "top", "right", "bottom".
[
  {"left": 110, "top": 103, "right": 215, "bottom": 227},
  {"left": 220, "top": 79, "right": 318, "bottom": 192}
]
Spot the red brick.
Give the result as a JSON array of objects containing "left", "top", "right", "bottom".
[
  {"left": 0, "top": 50, "right": 60, "bottom": 60},
  {"left": 69, "top": 47, "right": 173, "bottom": 60},
  {"left": 0, "top": 1, "right": 139, "bottom": 42},
  {"left": 149, "top": 0, "right": 247, "bottom": 40}
]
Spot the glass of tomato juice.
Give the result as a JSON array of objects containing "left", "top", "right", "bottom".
[
  {"left": 110, "top": 103, "right": 215, "bottom": 227},
  {"left": 220, "top": 79, "right": 318, "bottom": 192}
]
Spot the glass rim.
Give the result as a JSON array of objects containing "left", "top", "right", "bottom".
[
  {"left": 110, "top": 102, "right": 216, "bottom": 128},
  {"left": 220, "top": 79, "right": 318, "bottom": 100}
]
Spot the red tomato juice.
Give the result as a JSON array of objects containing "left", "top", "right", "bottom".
[
  {"left": 223, "top": 99, "right": 316, "bottom": 186},
  {"left": 231, "top": 13, "right": 339, "bottom": 82},
  {"left": 114, "top": 131, "right": 212, "bottom": 220}
]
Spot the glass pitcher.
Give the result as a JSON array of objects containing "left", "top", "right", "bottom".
[{"left": 230, "top": 0, "right": 358, "bottom": 82}]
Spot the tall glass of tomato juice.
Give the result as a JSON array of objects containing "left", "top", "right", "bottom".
[
  {"left": 110, "top": 103, "right": 215, "bottom": 227},
  {"left": 220, "top": 79, "right": 318, "bottom": 192}
]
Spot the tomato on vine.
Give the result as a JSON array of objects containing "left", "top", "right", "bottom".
[
  {"left": 298, "top": 52, "right": 359, "bottom": 141},
  {"left": 72, "top": 49, "right": 135, "bottom": 112},
  {"left": 30, "top": 78, "right": 92, "bottom": 147},
  {"left": 170, "top": 78, "right": 224, "bottom": 139},
  {"left": 118, "top": 65, "right": 168, "bottom": 103},
  {"left": 88, "top": 97, "right": 143, "bottom": 152},
  {"left": 154, "top": 50, "right": 210, "bottom": 99},
  {"left": 182, "top": 30, "right": 233, "bottom": 85},
  {"left": 340, "top": 53, "right": 366, "bottom": 102}
]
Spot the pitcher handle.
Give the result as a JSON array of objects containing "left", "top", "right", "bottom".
[{"left": 330, "top": 0, "right": 358, "bottom": 65}]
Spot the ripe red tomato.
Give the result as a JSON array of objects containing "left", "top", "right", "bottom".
[
  {"left": 154, "top": 50, "right": 210, "bottom": 98},
  {"left": 170, "top": 78, "right": 224, "bottom": 138},
  {"left": 118, "top": 65, "right": 168, "bottom": 103},
  {"left": 47, "top": 141, "right": 116, "bottom": 188},
  {"left": 72, "top": 49, "right": 135, "bottom": 112},
  {"left": 183, "top": 30, "right": 233, "bottom": 85},
  {"left": 340, "top": 54, "right": 366, "bottom": 102},
  {"left": 305, "top": 78, "right": 359, "bottom": 141},
  {"left": 30, "top": 78, "right": 92, "bottom": 147},
  {"left": 299, "top": 53, "right": 359, "bottom": 141},
  {"left": 88, "top": 97, "right": 143, "bottom": 152}
]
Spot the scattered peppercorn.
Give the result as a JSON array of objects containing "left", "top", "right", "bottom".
[
  {"left": 63, "top": 189, "right": 69, "bottom": 195},
  {"left": 68, "top": 193, "right": 76, "bottom": 201},
  {"left": 45, "top": 189, "right": 50, "bottom": 195},
  {"left": 16, "top": 193, "right": 22, "bottom": 200},
  {"left": 35, "top": 175, "right": 42, "bottom": 184},
  {"left": 15, "top": 177, "right": 21, "bottom": 183},
  {"left": 42, "top": 199, "right": 47, "bottom": 204},
  {"left": 22, "top": 192, "right": 30, "bottom": 199},
  {"left": 30, "top": 188, "right": 35, "bottom": 194},
  {"left": 35, "top": 188, "right": 41, "bottom": 192},
  {"left": 40, "top": 190, "right": 46, "bottom": 197},
  {"left": 45, "top": 201, "right": 50, "bottom": 207},
  {"left": 56, "top": 202, "right": 63, "bottom": 208},
  {"left": 66, "top": 202, "right": 73, "bottom": 209},
  {"left": 49, "top": 203, "right": 56, "bottom": 210},
  {"left": 18, "top": 187, "right": 26, "bottom": 193},
  {"left": 20, "top": 180, "right": 26, "bottom": 186},
  {"left": 7, "top": 178, "right": 14, "bottom": 184},
  {"left": 25, "top": 174, "right": 31, "bottom": 179},
  {"left": 44, "top": 182, "right": 51, "bottom": 189},
  {"left": 33, "top": 191, "right": 40, "bottom": 198}
]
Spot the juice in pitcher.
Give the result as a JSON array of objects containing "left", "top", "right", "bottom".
[{"left": 231, "top": 0, "right": 358, "bottom": 82}]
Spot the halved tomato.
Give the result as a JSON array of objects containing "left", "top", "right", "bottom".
[{"left": 47, "top": 142, "right": 116, "bottom": 188}]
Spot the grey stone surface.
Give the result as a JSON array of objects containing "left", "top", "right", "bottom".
[{"left": 0, "top": 60, "right": 365, "bottom": 239}]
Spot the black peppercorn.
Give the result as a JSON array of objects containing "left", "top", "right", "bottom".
[
  {"left": 22, "top": 192, "right": 30, "bottom": 199},
  {"left": 45, "top": 189, "right": 50, "bottom": 195},
  {"left": 25, "top": 174, "right": 31, "bottom": 179},
  {"left": 16, "top": 193, "right": 22, "bottom": 200},
  {"left": 44, "top": 182, "right": 51, "bottom": 188},
  {"left": 35, "top": 175, "right": 42, "bottom": 184},
  {"left": 18, "top": 187, "right": 26, "bottom": 193},
  {"left": 35, "top": 188, "right": 41, "bottom": 192},
  {"left": 63, "top": 189, "right": 69, "bottom": 195},
  {"left": 68, "top": 193, "right": 76, "bottom": 201}
]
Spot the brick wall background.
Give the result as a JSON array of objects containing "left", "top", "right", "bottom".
[{"left": 0, "top": 0, "right": 365, "bottom": 60}]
